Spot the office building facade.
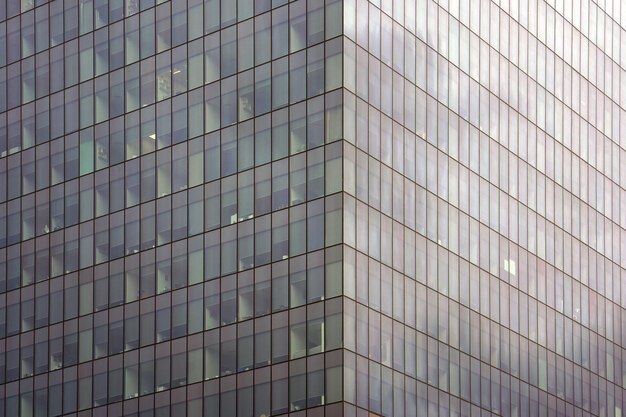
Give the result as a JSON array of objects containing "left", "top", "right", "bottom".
[{"left": 0, "top": 0, "right": 625, "bottom": 417}]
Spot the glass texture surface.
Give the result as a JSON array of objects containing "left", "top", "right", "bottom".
[{"left": 1, "top": 0, "right": 626, "bottom": 416}]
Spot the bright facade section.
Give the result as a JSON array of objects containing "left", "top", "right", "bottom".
[
  {"left": 0, "top": 0, "right": 625, "bottom": 417},
  {"left": 341, "top": 0, "right": 626, "bottom": 416}
]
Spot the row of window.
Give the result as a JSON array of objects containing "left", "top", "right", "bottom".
[
  {"left": 343, "top": 233, "right": 626, "bottom": 340},
  {"left": 341, "top": 143, "right": 626, "bottom": 308},
  {"left": 4, "top": 0, "right": 625, "bottom": 158},
  {"left": 0, "top": 296, "right": 343, "bottom": 384},
  {"left": 345, "top": 116, "right": 626, "bottom": 253},
  {"left": 2, "top": 277, "right": 625, "bottom": 415},
  {"left": 343, "top": 109, "right": 626, "bottom": 262},
  {"left": 348, "top": 0, "right": 626, "bottom": 104},
  {"left": 346, "top": 28, "right": 626, "bottom": 160},
  {"left": 346, "top": 34, "right": 623, "bottom": 282},
  {"left": 2, "top": 79, "right": 619, "bottom": 262},
  {"left": 344, "top": 34, "right": 626, "bottom": 192},
  {"left": 0, "top": 229, "right": 623, "bottom": 378},
  {"left": 0, "top": 9, "right": 342, "bottom": 116},
  {"left": 2, "top": 288, "right": 625, "bottom": 417},
  {"left": 0, "top": 192, "right": 343, "bottom": 295},
  {"left": 0, "top": 90, "right": 342, "bottom": 198},
  {"left": 1, "top": 235, "right": 625, "bottom": 386},
  {"left": 344, "top": 296, "right": 626, "bottom": 389},
  {"left": 344, "top": 2, "right": 626, "bottom": 205},
  {"left": 344, "top": 348, "right": 624, "bottom": 417},
  {"left": 3, "top": 171, "right": 623, "bottom": 325},
  {"left": 0, "top": 137, "right": 343, "bottom": 249},
  {"left": 0, "top": 37, "right": 343, "bottom": 151},
  {"left": 2, "top": 179, "right": 624, "bottom": 364},
  {"left": 342, "top": 199, "right": 626, "bottom": 379},
  {"left": 355, "top": 0, "right": 626, "bottom": 69},
  {"left": 0, "top": 0, "right": 325, "bottom": 66},
  {"left": 1, "top": 349, "right": 343, "bottom": 417},
  {"left": 0, "top": 244, "right": 342, "bottom": 329}
]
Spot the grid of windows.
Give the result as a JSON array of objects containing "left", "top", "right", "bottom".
[
  {"left": 2, "top": 0, "right": 626, "bottom": 416},
  {"left": 340, "top": 0, "right": 626, "bottom": 416},
  {"left": 0, "top": 0, "right": 347, "bottom": 416}
]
